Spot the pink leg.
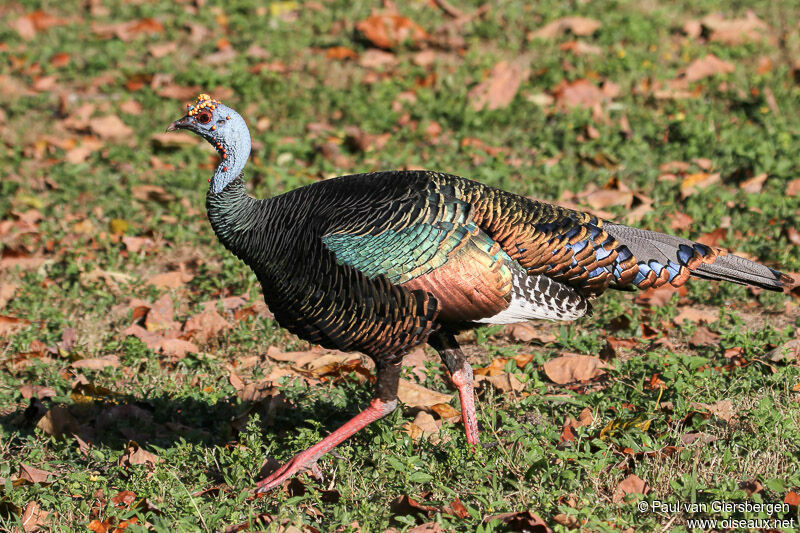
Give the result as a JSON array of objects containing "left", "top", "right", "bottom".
[
  {"left": 451, "top": 362, "right": 480, "bottom": 446},
  {"left": 429, "top": 331, "right": 481, "bottom": 447},
  {"left": 255, "top": 397, "right": 397, "bottom": 493}
]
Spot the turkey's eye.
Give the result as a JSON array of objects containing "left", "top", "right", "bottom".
[{"left": 196, "top": 111, "right": 212, "bottom": 124}]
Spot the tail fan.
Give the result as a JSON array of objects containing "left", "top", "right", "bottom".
[{"left": 603, "top": 222, "right": 790, "bottom": 292}]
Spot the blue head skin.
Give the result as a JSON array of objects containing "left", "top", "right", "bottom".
[{"left": 168, "top": 94, "right": 252, "bottom": 194}]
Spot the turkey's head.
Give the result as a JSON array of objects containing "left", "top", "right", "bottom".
[{"left": 169, "top": 93, "right": 251, "bottom": 193}]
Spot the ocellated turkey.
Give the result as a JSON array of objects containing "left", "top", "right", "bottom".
[{"left": 168, "top": 94, "right": 790, "bottom": 493}]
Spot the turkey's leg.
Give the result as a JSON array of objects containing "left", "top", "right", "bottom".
[
  {"left": 254, "top": 361, "right": 401, "bottom": 493},
  {"left": 429, "top": 331, "right": 480, "bottom": 446}
]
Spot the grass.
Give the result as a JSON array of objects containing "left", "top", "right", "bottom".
[{"left": 1, "top": 0, "right": 800, "bottom": 531}]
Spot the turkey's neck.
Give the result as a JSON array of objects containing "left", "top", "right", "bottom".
[{"left": 206, "top": 177, "right": 268, "bottom": 264}]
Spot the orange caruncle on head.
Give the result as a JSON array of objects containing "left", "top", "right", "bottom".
[{"left": 187, "top": 93, "right": 221, "bottom": 117}]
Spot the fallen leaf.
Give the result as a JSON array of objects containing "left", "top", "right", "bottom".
[
  {"left": 111, "top": 490, "right": 137, "bottom": 508},
  {"left": 740, "top": 172, "right": 767, "bottom": 194},
  {"left": 484, "top": 511, "right": 552, "bottom": 532},
  {"left": 19, "top": 385, "right": 56, "bottom": 399},
  {"left": 144, "top": 294, "right": 179, "bottom": 332},
  {"left": 397, "top": 378, "right": 452, "bottom": 409},
  {"left": 158, "top": 338, "right": 199, "bottom": 358},
  {"left": 468, "top": 58, "right": 530, "bottom": 111},
  {"left": 674, "top": 54, "right": 735, "bottom": 87},
  {"left": 476, "top": 372, "right": 526, "bottom": 393},
  {"left": 443, "top": 498, "right": 469, "bottom": 519},
  {"left": 612, "top": 474, "right": 649, "bottom": 503},
  {"left": 0, "top": 315, "right": 31, "bottom": 337},
  {"left": 0, "top": 283, "right": 18, "bottom": 309},
  {"left": 698, "top": 11, "right": 770, "bottom": 45},
  {"left": 89, "top": 115, "right": 134, "bottom": 141},
  {"left": 679, "top": 172, "right": 721, "bottom": 198},
  {"left": 680, "top": 432, "right": 717, "bottom": 445},
  {"left": 36, "top": 406, "right": 81, "bottom": 439},
  {"left": 543, "top": 354, "right": 609, "bottom": 384},
  {"left": 506, "top": 323, "right": 557, "bottom": 344},
  {"left": 530, "top": 16, "right": 601, "bottom": 39},
  {"left": 552, "top": 78, "right": 613, "bottom": 110},
  {"left": 739, "top": 478, "right": 763, "bottom": 496},
  {"left": 184, "top": 307, "right": 231, "bottom": 344},
  {"left": 673, "top": 307, "right": 718, "bottom": 325},
  {"left": 356, "top": 13, "right": 428, "bottom": 49},
  {"left": 785, "top": 492, "right": 800, "bottom": 507},
  {"left": 326, "top": 46, "right": 358, "bottom": 60},
  {"left": 688, "top": 326, "right": 720, "bottom": 347},
  {"left": 20, "top": 501, "right": 50, "bottom": 532},
  {"left": 786, "top": 178, "right": 800, "bottom": 197},
  {"left": 768, "top": 339, "right": 800, "bottom": 362},
  {"left": 403, "top": 411, "right": 442, "bottom": 441},
  {"left": 71, "top": 355, "right": 121, "bottom": 370},
  {"left": 559, "top": 40, "right": 602, "bottom": 55},
  {"left": 131, "top": 184, "right": 175, "bottom": 204},
  {"left": 691, "top": 399, "right": 735, "bottom": 423},
  {"left": 19, "top": 464, "right": 56, "bottom": 484},
  {"left": 119, "top": 441, "right": 159, "bottom": 466},
  {"left": 146, "top": 271, "right": 193, "bottom": 289},
  {"left": 409, "top": 523, "right": 442, "bottom": 533}
]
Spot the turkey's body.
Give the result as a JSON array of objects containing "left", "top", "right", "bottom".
[{"left": 170, "top": 96, "right": 789, "bottom": 493}]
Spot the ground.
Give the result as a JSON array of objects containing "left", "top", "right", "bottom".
[{"left": 1, "top": 0, "right": 800, "bottom": 531}]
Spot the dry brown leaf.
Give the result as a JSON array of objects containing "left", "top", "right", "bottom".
[
  {"left": 584, "top": 189, "right": 634, "bottom": 210},
  {"left": 612, "top": 474, "right": 649, "bottom": 503},
  {"left": 158, "top": 338, "right": 199, "bottom": 357},
  {"left": 688, "top": 326, "right": 720, "bottom": 347},
  {"left": 146, "top": 271, "right": 193, "bottom": 290},
  {"left": 19, "top": 385, "right": 56, "bottom": 399},
  {"left": 151, "top": 131, "right": 198, "bottom": 148},
  {"left": 20, "top": 500, "right": 50, "bottom": 532},
  {"left": 36, "top": 406, "right": 81, "bottom": 439},
  {"left": 768, "top": 339, "right": 800, "bottom": 362},
  {"left": 506, "top": 323, "right": 557, "bottom": 344},
  {"left": 403, "top": 411, "right": 441, "bottom": 441},
  {"left": 71, "top": 355, "right": 121, "bottom": 370},
  {"left": 89, "top": 115, "right": 134, "bottom": 141},
  {"left": 680, "top": 432, "right": 717, "bottom": 445},
  {"left": 673, "top": 307, "right": 718, "bottom": 325},
  {"left": 552, "top": 78, "right": 612, "bottom": 110},
  {"left": 0, "top": 283, "right": 17, "bottom": 310},
  {"left": 468, "top": 58, "right": 530, "bottom": 111},
  {"left": 559, "top": 40, "right": 602, "bottom": 55},
  {"left": 675, "top": 54, "right": 735, "bottom": 86},
  {"left": 237, "top": 379, "right": 279, "bottom": 403},
  {"left": 786, "top": 178, "right": 800, "bottom": 197},
  {"left": 144, "top": 294, "right": 178, "bottom": 332},
  {"left": 119, "top": 441, "right": 160, "bottom": 466},
  {"left": 699, "top": 11, "right": 770, "bottom": 45},
  {"left": 476, "top": 372, "right": 526, "bottom": 393},
  {"left": 131, "top": 184, "right": 175, "bottom": 204},
  {"left": 184, "top": 307, "right": 231, "bottom": 344},
  {"left": 19, "top": 464, "right": 56, "bottom": 484},
  {"left": 0, "top": 315, "right": 30, "bottom": 337},
  {"left": 543, "top": 354, "right": 609, "bottom": 384},
  {"left": 680, "top": 172, "right": 720, "bottom": 198},
  {"left": 356, "top": 13, "right": 428, "bottom": 49},
  {"left": 530, "top": 16, "right": 601, "bottom": 39},
  {"left": 429, "top": 402, "right": 460, "bottom": 422},
  {"left": 692, "top": 399, "right": 735, "bottom": 423},
  {"left": 397, "top": 378, "right": 452, "bottom": 408},
  {"left": 740, "top": 172, "right": 767, "bottom": 194}
]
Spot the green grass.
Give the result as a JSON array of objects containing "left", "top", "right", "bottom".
[{"left": 1, "top": 0, "right": 799, "bottom": 531}]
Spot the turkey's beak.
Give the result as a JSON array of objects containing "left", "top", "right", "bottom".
[{"left": 167, "top": 116, "right": 190, "bottom": 132}]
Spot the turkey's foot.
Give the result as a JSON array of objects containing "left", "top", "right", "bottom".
[
  {"left": 450, "top": 363, "right": 480, "bottom": 447},
  {"left": 254, "top": 397, "right": 397, "bottom": 494}
]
